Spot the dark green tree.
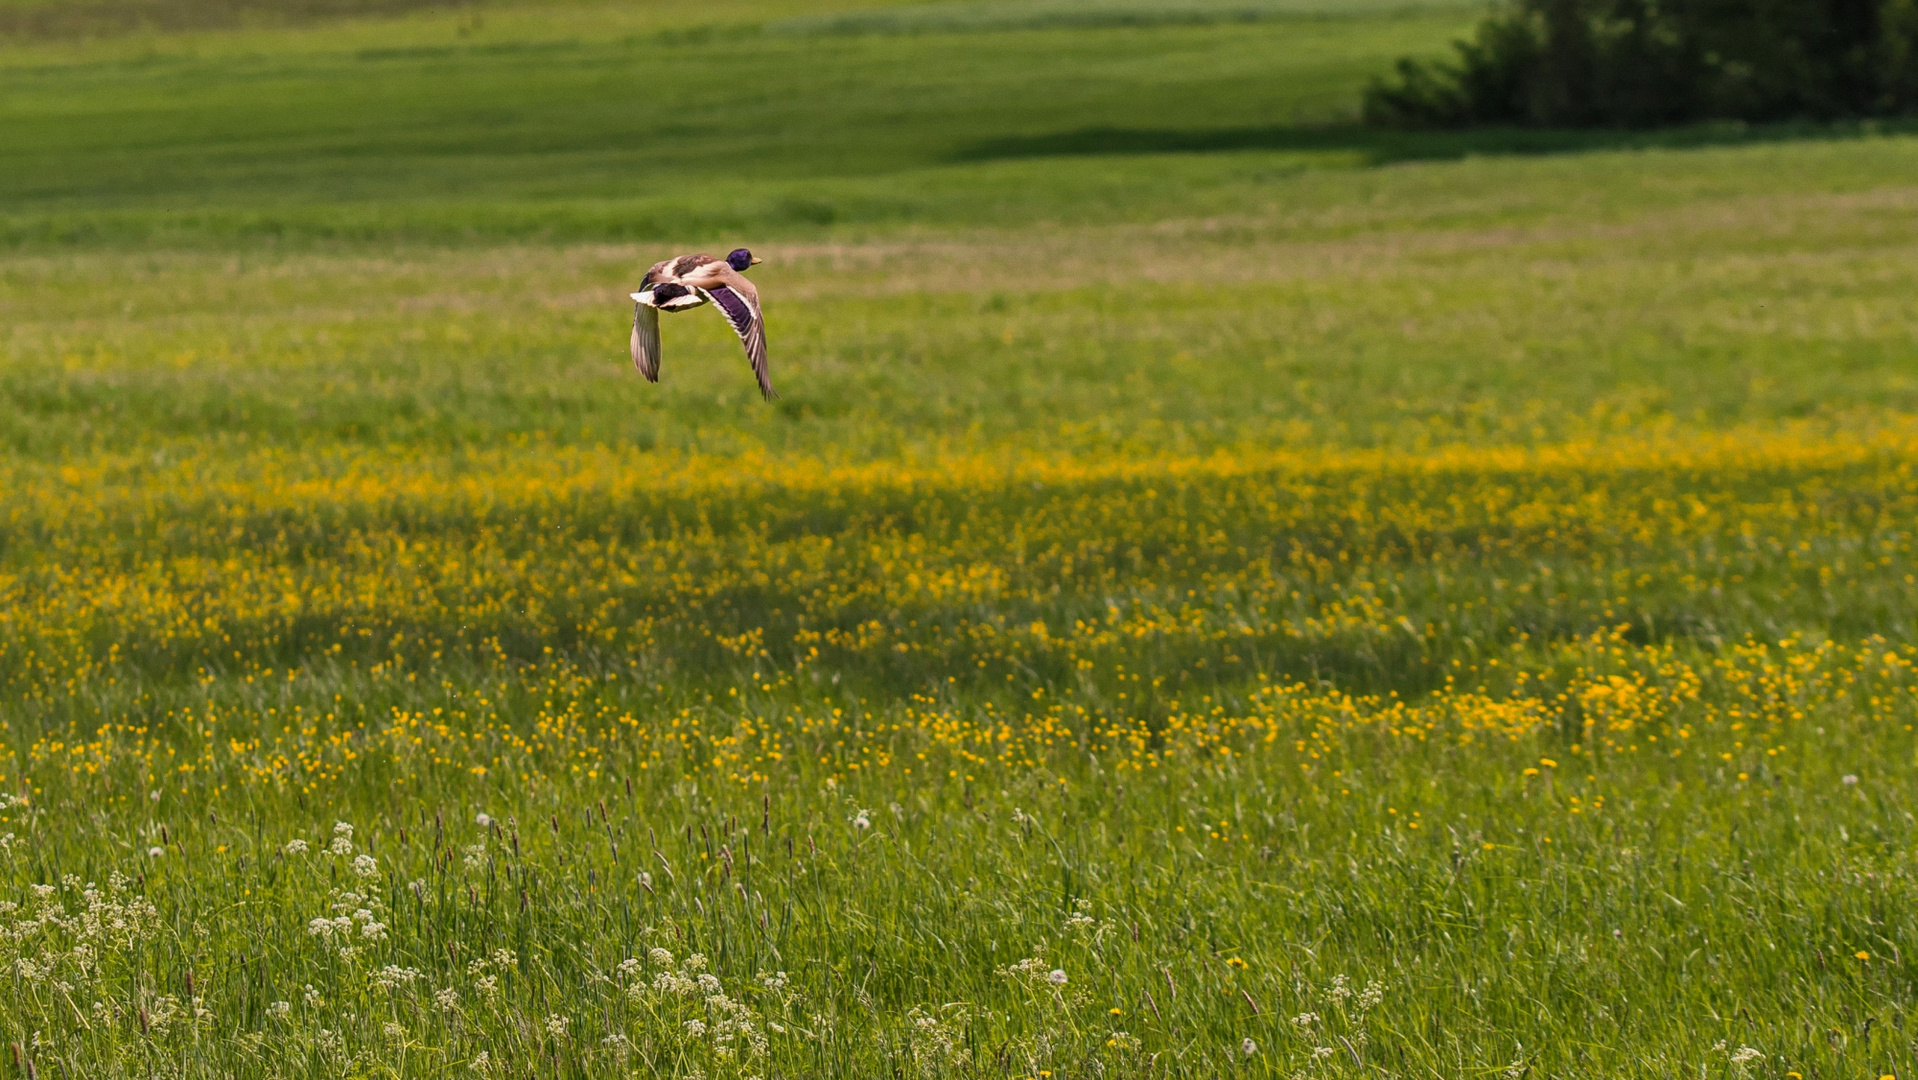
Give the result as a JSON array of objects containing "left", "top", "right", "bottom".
[{"left": 1366, "top": 0, "right": 1918, "bottom": 127}]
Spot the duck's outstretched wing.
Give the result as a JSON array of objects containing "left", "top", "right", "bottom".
[
  {"left": 630, "top": 299, "right": 662, "bottom": 382},
  {"left": 707, "top": 274, "right": 772, "bottom": 401}
]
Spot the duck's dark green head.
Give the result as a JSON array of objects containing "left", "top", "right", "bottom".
[{"left": 727, "top": 248, "right": 760, "bottom": 272}]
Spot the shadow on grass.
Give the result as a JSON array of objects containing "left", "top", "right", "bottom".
[{"left": 955, "top": 117, "right": 1918, "bottom": 166}]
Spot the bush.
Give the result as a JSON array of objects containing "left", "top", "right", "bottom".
[{"left": 1365, "top": 0, "right": 1918, "bottom": 127}]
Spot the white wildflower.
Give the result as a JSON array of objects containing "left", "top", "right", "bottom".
[
  {"left": 372, "top": 965, "right": 420, "bottom": 989},
  {"left": 1313, "top": 1046, "right": 1337, "bottom": 1059},
  {"left": 352, "top": 854, "right": 379, "bottom": 878},
  {"left": 545, "top": 1014, "right": 569, "bottom": 1038},
  {"left": 334, "top": 821, "right": 354, "bottom": 838},
  {"left": 435, "top": 987, "right": 460, "bottom": 1011},
  {"left": 1002, "top": 956, "right": 1050, "bottom": 981},
  {"left": 648, "top": 947, "right": 674, "bottom": 967},
  {"left": 147, "top": 847, "right": 164, "bottom": 858},
  {"left": 463, "top": 843, "right": 487, "bottom": 870},
  {"left": 653, "top": 970, "right": 696, "bottom": 996},
  {"left": 284, "top": 839, "right": 309, "bottom": 855},
  {"left": 383, "top": 1021, "right": 405, "bottom": 1041},
  {"left": 684, "top": 1018, "right": 708, "bottom": 1037},
  {"left": 470, "top": 1050, "right": 491, "bottom": 1074},
  {"left": 1242, "top": 1038, "right": 1258, "bottom": 1056},
  {"left": 1842, "top": 774, "right": 1860, "bottom": 785},
  {"left": 475, "top": 812, "right": 492, "bottom": 828},
  {"left": 1730, "top": 1047, "right": 1764, "bottom": 1065},
  {"left": 1293, "top": 1012, "right": 1319, "bottom": 1027},
  {"left": 603, "top": 1032, "right": 632, "bottom": 1062},
  {"left": 267, "top": 1001, "right": 291, "bottom": 1019},
  {"left": 329, "top": 836, "right": 353, "bottom": 856},
  {"left": 850, "top": 810, "right": 871, "bottom": 830},
  {"left": 474, "top": 975, "right": 500, "bottom": 999},
  {"left": 682, "top": 952, "right": 707, "bottom": 972},
  {"left": 303, "top": 985, "right": 323, "bottom": 1007},
  {"left": 1047, "top": 969, "right": 1068, "bottom": 986}
]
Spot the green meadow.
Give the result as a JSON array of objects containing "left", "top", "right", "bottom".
[{"left": 4, "top": 1, "right": 1918, "bottom": 1077}]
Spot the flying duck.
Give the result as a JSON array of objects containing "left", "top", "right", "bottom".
[{"left": 629, "top": 248, "right": 774, "bottom": 401}]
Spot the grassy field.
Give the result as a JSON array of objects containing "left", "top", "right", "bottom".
[{"left": 6, "top": 1, "right": 1918, "bottom": 1077}]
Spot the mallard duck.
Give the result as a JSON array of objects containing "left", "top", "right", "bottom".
[{"left": 629, "top": 248, "right": 773, "bottom": 401}]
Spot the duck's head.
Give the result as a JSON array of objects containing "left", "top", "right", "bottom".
[{"left": 727, "top": 248, "right": 761, "bottom": 272}]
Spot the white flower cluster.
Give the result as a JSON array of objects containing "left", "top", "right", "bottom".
[
  {"left": 305, "top": 889, "right": 388, "bottom": 955},
  {"left": 1001, "top": 954, "right": 1067, "bottom": 987},
  {"left": 464, "top": 948, "right": 516, "bottom": 1002},
  {"left": 0, "top": 873, "right": 163, "bottom": 1007},
  {"left": 371, "top": 965, "right": 420, "bottom": 990},
  {"left": 306, "top": 910, "right": 387, "bottom": 945},
  {"left": 1325, "top": 973, "right": 1385, "bottom": 1013},
  {"left": 142, "top": 993, "right": 188, "bottom": 1037},
  {"left": 906, "top": 1006, "right": 972, "bottom": 1072},
  {"left": 642, "top": 950, "right": 710, "bottom": 998},
  {"left": 1062, "top": 897, "right": 1115, "bottom": 945},
  {"left": 619, "top": 948, "right": 776, "bottom": 1062}
]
